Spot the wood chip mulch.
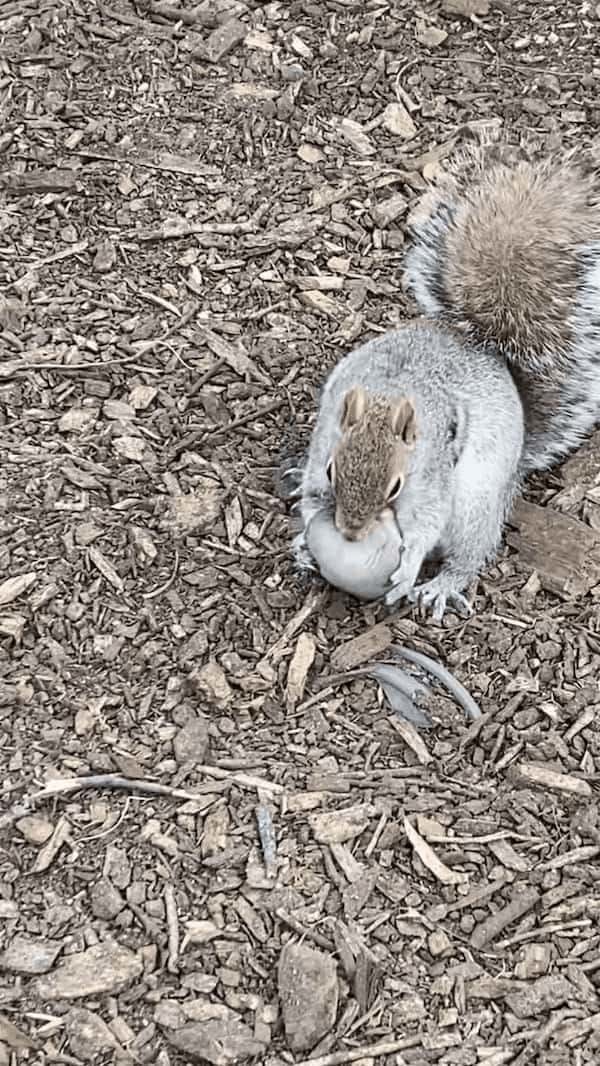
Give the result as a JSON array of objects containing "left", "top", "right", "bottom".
[{"left": 1, "top": 1, "right": 599, "bottom": 1064}]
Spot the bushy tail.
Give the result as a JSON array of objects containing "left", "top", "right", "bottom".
[{"left": 403, "top": 135, "right": 600, "bottom": 376}]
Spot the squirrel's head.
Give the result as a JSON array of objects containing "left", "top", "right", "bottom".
[{"left": 328, "top": 386, "right": 417, "bottom": 540}]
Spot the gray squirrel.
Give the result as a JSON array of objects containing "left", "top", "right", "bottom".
[{"left": 295, "top": 139, "right": 600, "bottom": 619}]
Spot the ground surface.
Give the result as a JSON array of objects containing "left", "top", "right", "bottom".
[{"left": 1, "top": 1, "right": 600, "bottom": 1064}]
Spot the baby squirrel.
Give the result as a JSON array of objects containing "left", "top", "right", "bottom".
[{"left": 296, "top": 139, "right": 600, "bottom": 619}]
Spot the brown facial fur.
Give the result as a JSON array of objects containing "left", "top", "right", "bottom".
[{"left": 332, "top": 390, "right": 416, "bottom": 539}]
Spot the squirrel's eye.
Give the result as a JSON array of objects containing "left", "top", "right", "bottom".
[
  {"left": 326, "top": 459, "right": 334, "bottom": 485},
  {"left": 387, "top": 477, "right": 403, "bottom": 501}
]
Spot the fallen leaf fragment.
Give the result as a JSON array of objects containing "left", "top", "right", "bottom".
[
  {"left": 298, "top": 143, "right": 324, "bottom": 164},
  {"left": 167, "top": 482, "right": 223, "bottom": 534},
  {"left": 224, "top": 83, "right": 278, "bottom": 109},
  {"left": 201, "top": 805, "right": 229, "bottom": 857},
  {"left": 189, "top": 660, "right": 232, "bottom": 708}
]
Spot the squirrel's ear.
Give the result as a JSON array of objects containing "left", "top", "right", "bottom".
[
  {"left": 340, "top": 386, "right": 366, "bottom": 429},
  {"left": 391, "top": 398, "right": 417, "bottom": 447}
]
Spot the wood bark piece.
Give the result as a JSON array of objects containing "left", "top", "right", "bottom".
[
  {"left": 404, "top": 817, "right": 468, "bottom": 885},
  {"left": 1, "top": 168, "right": 79, "bottom": 194},
  {"left": 285, "top": 631, "right": 316, "bottom": 708},
  {"left": 291, "top": 1036, "right": 423, "bottom": 1066},
  {"left": 330, "top": 623, "right": 392, "bottom": 671},
  {"left": 470, "top": 886, "right": 540, "bottom": 949},
  {"left": 506, "top": 498, "right": 600, "bottom": 597},
  {"left": 443, "top": 0, "right": 490, "bottom": 14},
  {"left": 512, "top": 762, "right": 592, "bottom": 798}
]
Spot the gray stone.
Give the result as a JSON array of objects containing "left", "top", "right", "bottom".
[
  {"left": 35, "top": 942, "right": 143, "bottom": 1000},
  {"left": 0, "top": 934, "right": 62, "bottom": 975},
  {"left": 164, "top": 1013, "right": 266, "bottom": 1064},
  {"left": 506, "top": 975, "right": 575, "bottom": 1019},
  {"left": 103, "top": 844, "right": 131, "bottom": 890},
  {"left": 89, "top": 878, "right": 125, "bottom": 920},
  {"left": 281, "top": 62, "right": 304, "bottom": 82},
  {"left": 173, "top": 716, "right": 209, "bottom": 764},
  {"left": 278, "top": 942, "right": 338, "bottom": 1051},
  {"left": 65, "top": 1008, "right": 118, "bottom": 1058},
  {"left": 15, "top": 815, "right": 54, "bottom": 845},
  {"left": 200, "top": 18, "right": 247, "bottom": 63}
]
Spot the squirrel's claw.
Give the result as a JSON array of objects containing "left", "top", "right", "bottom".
[
  {"left": 292, "top": 531, "right": 318, "bottom": 573},
  {"left": 409, "top": 579, "right": 473, "bottom": 622},
  {"left": 384, "top": 577, "right": 413, "bottom": 607},
  {"left": 384, "top": 548, "right": 424, "bottom": 607}
]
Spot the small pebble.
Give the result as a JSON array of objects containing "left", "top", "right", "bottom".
[
  {"left": 428, "top": 930, "right": 452, "bottom": 957},
  {"left": 16, "top": 815, "right": 54, "bottom": 845},
  {"left": 90, "top": 878, "right": 124, "bottom": 920},
  {"left": 281, "top": 62, "right": 304, "bottom": 81},
  {"left": 93, "top": 239, "right": 117, "bottom": 273}
]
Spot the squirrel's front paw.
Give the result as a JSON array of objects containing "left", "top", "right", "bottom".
[
  {"left": 292, "top": 531, "right": 318, "bottom": 574},
  {"left": 409, "top": 577, "right": 473, "bottom": 623},
  {"left": 384, "top": 574, "right": 414, "bottom": 607},
  {"left": 384, "top": 548, "right": 424, "bottom": 607}
]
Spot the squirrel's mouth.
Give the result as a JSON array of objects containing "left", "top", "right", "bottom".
[{"left": 335, "top": 515, "right": 377, "bottom": 542}]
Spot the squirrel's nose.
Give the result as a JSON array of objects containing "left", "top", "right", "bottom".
[{"left": 343, "top": 525, "right": 366, "bottom": 542}]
